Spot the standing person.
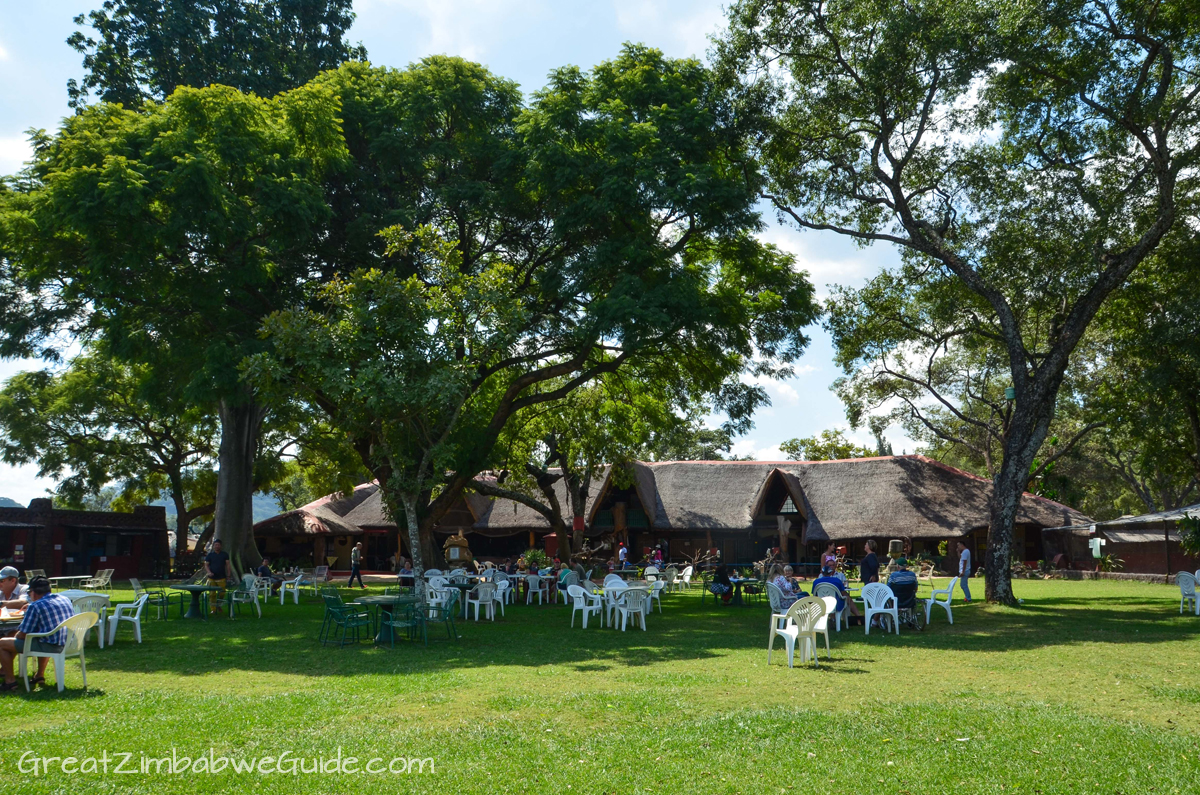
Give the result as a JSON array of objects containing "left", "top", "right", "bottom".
[
  {"left": 204, "top": 540, "right": 231, "bottom": 615},
  {"left": 618, "top": 543, "right": 628, "bottom": 567},
  {"left": 348, "top": 542, "right": 366, "bottom": 589},
  {"left": 859, "top": 540, "right": 880, "bottom": 584},
  {"left": 957, "top": 541, "right": 973, "bottom": 603},
  {"left": 0, "top": 577, "right": 75, "bottom": 691},
  {"left": 821, "top": 542, "right": 838, "bottom": 572}
]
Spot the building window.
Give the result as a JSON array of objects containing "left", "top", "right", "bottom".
[{"left": 779, "top": 496, "right": 798, "bottom": 514}]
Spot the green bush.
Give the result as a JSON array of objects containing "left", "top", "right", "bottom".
[
  {"left": 524, "top": 548, "right": 552, "bottom": 571},
  {"left": 1179, "top": 516, "right": 1200, "bottom": 556}
]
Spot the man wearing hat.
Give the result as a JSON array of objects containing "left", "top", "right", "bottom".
[
  {"left": 887, "top": 558, "right": 918, "bottom": 589},
  {"left": 0, "top": 567, "right": 29, "bottom": 609}
]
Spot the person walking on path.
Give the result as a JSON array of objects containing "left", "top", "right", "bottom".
[
  {"left": 348, "top": 542, "right": 366, "bottom": 589},
  {"left": 957, "top": 541, "right": 973, "bottom": 603}
]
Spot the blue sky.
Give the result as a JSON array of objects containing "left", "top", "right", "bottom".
[{"left": 0, "top": 0, "right": 909, "bottom": 503}]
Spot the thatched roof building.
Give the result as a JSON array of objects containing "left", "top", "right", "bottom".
[{"left": 254, "top": 455, "right": 1089, "bottom": 568}]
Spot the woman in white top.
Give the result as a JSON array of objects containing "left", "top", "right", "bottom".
[{"left": 957, "top": 541, "right": 973, "bottom": 602}]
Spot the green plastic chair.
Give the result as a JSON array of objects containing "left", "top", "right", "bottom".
[
  {"left": 384, "top": 604, "right": 427, "bottom": 647},
  {"left": 319, "top": 593, "right": 347, "bottom": 645},
  {"left": 323, "top": 602, "right": 372, "bottom": 648},
  {"left": 423, "top": 590, "right": 460, "bottom": 641}
]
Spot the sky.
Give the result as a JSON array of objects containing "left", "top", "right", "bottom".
[{"left": 0, "top": 0, "right": 911, "bottom": 504}]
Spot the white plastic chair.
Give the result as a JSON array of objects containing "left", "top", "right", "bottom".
[
  {"left": 428, "top": 576, "right": 449, "bottom": 590},
  {"left": 449, "top": 568, "right": 466, "bottom": 578},
  {"left": 567, "top": 584, "right": 604, "bottom": 628},
  {"left": 525, "top": 574, "right": 548, "bottom": 605},
  {"left": 492, "top": 581, "right": 509, "bottom": 617},
  {"left": 925, "top": 577, "right": 959, "bottom": 624},
  {"left": 558, "top": 572, "right": 579, "bottom": 604},
  {"left": 603, "top": 574, "right": 624, "bottom": 589},
  {"left": 227, "top": 576, "right": 262, "bottom": 619},
  {"left": 768, "top": 597, "right": 824, "bottom": 668},
  {"left": 255, "top": 576, "right": 274, "bottom": 603},
  {"left": 467, "top": 583, "right": 496, "bottom": 621},
  {"left": 603, "top": 582, "right": 628, "bottom": 626},
  {"left": 71, "top": 595, "right": 109, "bottom": 649},
  {"left": 679, "top": 565, "right": 694, "bottom": 589},
  {"left": 614, "top": 589, "right": 649, "bottom": 631},
  {"left": 862, "top": 582, "right": 899, "bottom": 635},
  {"left": 1179, "top": 572, "right": 1198, "bottom": 615},
  {"left": 83, "top": 569, "right": 114, "bottom": 591},
  {"left": 643, "top": 566, "right": 659, "bottom": 582},
  {"left": 280, "top": 574, "right": 303, "bottom": 605},
  {"left": 424, "top": 569, "right": 443, "bottom": 578},
  {"left": 663, "top": 569, "right": 679, "bottom": 592},
  {"left": 307, "top": 565, "right": 329, "bottom": 595},
  {"left": 815, "top": 595, "right": 835, "bottom": 656},
  {"left": 106, "top": 593, "right": 149, "bottom": 644},
  {"left": 20, "top": 612, "right": 98, "bottom": 692},
  {"left": 647, "top": 580, "right": 666, "bottom": 613},
  {"left": 766, "top": 582, "right": 787, "bottom": 628},
  {"left": 813, "top": 582, "right": 847, "bottom": 631},
  {"left": 493, "top": 572, "right": 512, "bottom": 604}
]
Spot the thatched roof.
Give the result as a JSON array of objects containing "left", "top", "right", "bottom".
[
  {"left": 253, "top": 482, "right": 377, "bottom": 537},
  {"left": 639, "top": 455, "right": 1088, "bottom": 540},
  {"left": 253, "top": 455, "right": 1090, "bottom": 541},
  {"left": 472, "top": 467, "right": 610, "bottom": 534}
]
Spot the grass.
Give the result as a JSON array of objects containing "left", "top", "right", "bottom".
[{"left": 3, "top": 577, "right": 1199, "bottom": 793}]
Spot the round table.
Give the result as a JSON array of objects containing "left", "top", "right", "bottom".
[
  {"left": 170, "top": 584, "right": 222, "bottom": 619},
  {"left": 352, "top": 595, "right": 420, "bottom": 643}
]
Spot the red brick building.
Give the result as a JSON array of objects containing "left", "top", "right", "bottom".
[{"left": 0, "top": 498, "right": 170, "bottom": 580}]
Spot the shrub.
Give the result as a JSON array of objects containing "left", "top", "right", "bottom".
[{"left": 1180, "top": 515, "right": 1200, "bottom": 557}]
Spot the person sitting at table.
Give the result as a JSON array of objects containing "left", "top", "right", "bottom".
[
  {"left": 398, "top": 558, "right": 414, "bottom": 583},
  {"left": 0, "top": 567, "right": 29, "bottom": 609},
  {"left": 709, "top": 565, "right": 733, "bottom": 604},
  {"left": 255, "top": 558, "right": 281, "bottom": 595},
  {"left": 770, "top": 564, "right": 802, "bottom": 608},
  {"left": 0, "top": 577, "right": 74, "bottom": 691},
  {"left": 812, "top": 565, "right": 862, "bottom": 625}
]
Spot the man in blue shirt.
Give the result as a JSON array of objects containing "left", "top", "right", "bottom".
[
  {"left": 0, "top": 577, "right": 76, "bottom": 691},
  {"left": 811, "top": 567, "right": 862, "bottom": 624}
]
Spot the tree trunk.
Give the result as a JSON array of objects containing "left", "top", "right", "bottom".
[
  {"left": 400, "top": 493, "right": 427, "bottom": 603},
  {"left": 213, "top": 397, "right": 267, "bottom": 578}
]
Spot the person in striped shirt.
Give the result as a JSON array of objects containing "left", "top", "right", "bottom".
[{"left": 0, "top": 577, "right": 76, "bottom": 691}]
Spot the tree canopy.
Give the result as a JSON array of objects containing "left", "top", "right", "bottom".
[
  {"left": 720, "top": 0, "right": 1200, "bottom": 602},
  {"left": 67, "top": 0, "right": 365, "bottom": 109}
]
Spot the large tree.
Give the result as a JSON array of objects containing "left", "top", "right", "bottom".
[
  {"left": 250, "top": 47, "right": 818, "bottom": 586},
  {"left": 720, "top": 0, "right": 1200, "bottom": 603},
  {"left": 0, "top": 82, "right": 347, "bottom": 574},
  {"left": 0, "top": 348, "right": 217, "bottom": 555},
  {"left": 67, "top": 0, "right": 365, "bottom": 109}
]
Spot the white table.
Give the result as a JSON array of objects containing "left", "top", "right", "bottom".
[{"left": 49, "top": 575, "right": 91, "bottom": 588}]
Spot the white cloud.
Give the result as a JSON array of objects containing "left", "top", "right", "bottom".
[
  {"left": 358, "top": 0, "right": 545, "bottom": 61},
  {"left": 612, "top": 0, "right": 725, "bottom": 59},
  {"left": 0, "top": 135, "right": 31, "bottom": 176},
  {"left": 758, "top": 223, "right": 900, "bottom": 301},
  {"left": 0, "top": 42, "right": 9, "bottom": 62},
  {"left": 728, "top": 438, "right": 788, "bottom": 461},
  {"left": 0, "top": 462, "right": 54, "bottom": 505},
  {"left": 742, "top": 372, "right": 799, "bottom": 405}
]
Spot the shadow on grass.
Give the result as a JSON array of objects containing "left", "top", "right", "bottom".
[{"left": 69, "top": 584, "right": 1200, "bottom": 682}]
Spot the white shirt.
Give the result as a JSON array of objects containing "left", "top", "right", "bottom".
[
  {"left": 618, "top": 547, "right": 627, "bottom": 562},
  {"left": 1, "top": 582, "right": 28, "bottom": 603},
  {"left": 960, "top": 548, "right": 972, "bottom": 577}
]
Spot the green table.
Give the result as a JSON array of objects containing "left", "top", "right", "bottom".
[
  {"left": 352, "top": 595, "right": 420, "bottom": 643},
  {"left": 171, "top": 584, "right": 222, "bottom": 619}
]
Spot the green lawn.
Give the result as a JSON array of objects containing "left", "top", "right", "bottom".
[{"left": 4, "top": 578, "right": 1199, "bottom": 793}]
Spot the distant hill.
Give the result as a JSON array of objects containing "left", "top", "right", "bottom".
[
  {"left": 0, "top": 497, "right": 22, "bottom": 508},
  {"left": 151, "top": 492, "right": 281, "bottom": 528}
]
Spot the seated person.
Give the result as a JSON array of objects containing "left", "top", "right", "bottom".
[
  {"left": 769, "top": 564, "right": 804, "bottom": 608},
  {"left": 0, "top": 577, "right": 74, "bottom": 691},
  {"left": 709, "top": 565, "right": 733, "bottom": 604},
  {"left": 886, "top": 558, "right": 920, "bottom": 610},
  {"left": 397, "top": 558, "right": 415, "bottom": 585},
  {"left": 812, "top": 566, "right": 862, "bottom": 623},
  {"left": 255, "top": 558, "right": 281, "bottom": 594},
  {"left": 0, "top": 567, "right": 29, "bottom": 609}
]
